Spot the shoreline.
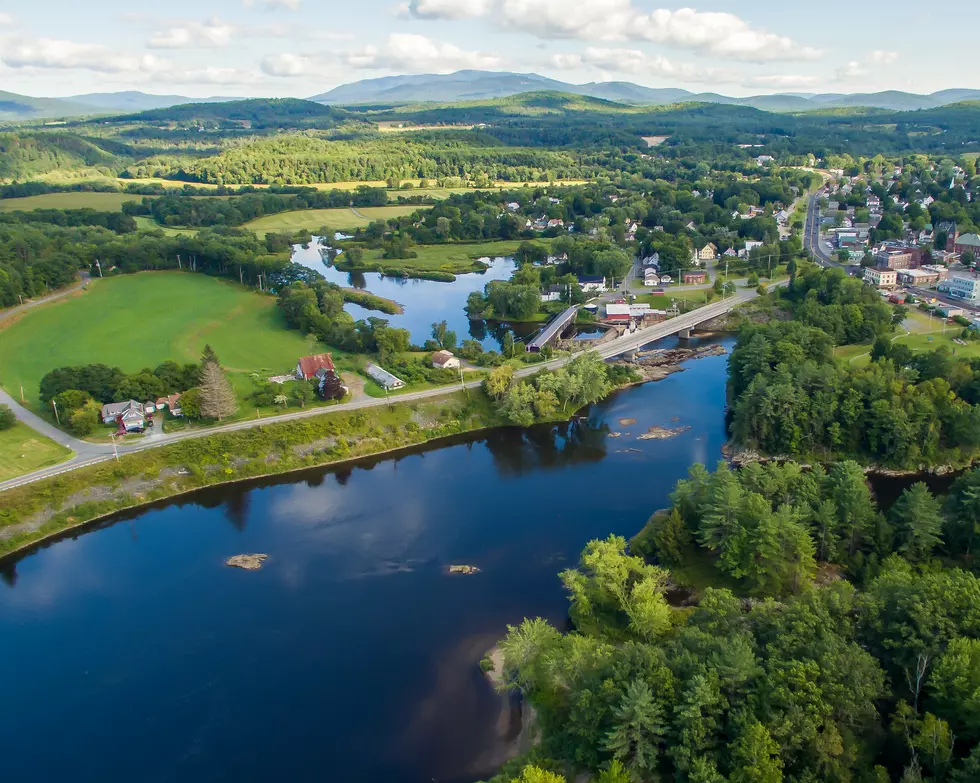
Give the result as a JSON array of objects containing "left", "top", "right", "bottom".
[{"left": 0, "top": 340, "right": 729, "bottom": 564}]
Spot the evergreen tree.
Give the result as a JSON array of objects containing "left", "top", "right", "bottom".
[
  {"left": 891, "top": 483, "right": 944, "bottom": 561},
  {"left": 198, "top": 360, "right": 238, "bottom": 420},
  {"left": 201, "top": 343, "right": 220, "bottom": 367},
  {"left": 604, "top": 680, "right": 665, "bottom": 780},
  {"left": 729, "top": 721, "right": 783, "bottom": 783}
]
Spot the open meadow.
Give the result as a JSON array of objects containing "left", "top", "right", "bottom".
[
  {"left": 0, "top": 272, "right": 315, "bottom": 407},
  {"left": 0, "top": 422, "right": 73, "bottom": 481},
  {"left": 0, "top": 192, "right": 146, "bottom": 212},
  {"left": 243, "top": 205, "right": 424, "bottom": 234}
]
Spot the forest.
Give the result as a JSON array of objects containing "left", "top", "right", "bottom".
[
  {"left": 495, "top": 460, "right": 980, "bottom": 783},
  {"left": 726, "top": 267, "right": 980, "bottom": 468}
]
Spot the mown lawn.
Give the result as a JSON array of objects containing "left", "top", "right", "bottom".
[
  {"left": 0, "top": 423, "right": 73, "bottom": 481},
  {"left": 243, "top": 205, "right": 424, "bottom": 234},
  {"left": 0, "top": 192, "right": 147, "bottom": 212},
  {"left": 133, "top": 216, "right": 200, "bottom": 236},
  {"left": 0, "top": 272, "right": 315, "bottom": 407},
  {"left": 840, "top": 309, "right": 980, "bottom": 367}
]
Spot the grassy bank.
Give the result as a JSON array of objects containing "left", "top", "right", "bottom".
[
  {"left": 0, "top": 423, "right": 73, "bottom": 481},
  {"left": 243, "top": 205, "right": 424, "bottom": 234},
  {"left": 0, "top": 391, "right": 503, "bottom": 558}
]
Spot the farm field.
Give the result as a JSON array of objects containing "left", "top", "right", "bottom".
[
  {"left": 0, "top": 192, "right": 145, "bottom": 212},
  {"left": 0, "top": 272, "right": 315, "bottom": 407},
  {"left": 243, "top": 205, "right": 424, "bottom": 234},
  {"left": 0, "top": 422, "right": 73, "bottom": 481}
]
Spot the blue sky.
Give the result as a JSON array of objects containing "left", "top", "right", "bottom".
[{"left": 0, "top": 1, "right": 971, "bottom": 98}]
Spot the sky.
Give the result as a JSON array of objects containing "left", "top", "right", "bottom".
[{"left": 0, "top": 0, "right": 973, "bottom": 99}]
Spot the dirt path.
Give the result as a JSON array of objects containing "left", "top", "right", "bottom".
[
  {"left": 341, "top": 372, "right": 366, "bottom": 401},
  {"left": 0, "top": 272, "right": 91, "bottom": 328}
]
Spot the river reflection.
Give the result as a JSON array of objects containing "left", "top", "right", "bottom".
[
  {"left": 0, "top": 337, "right": 734, "bottom": 783},
  {"left": 290, "top": 240, "right": 531, "bottom": 350}
]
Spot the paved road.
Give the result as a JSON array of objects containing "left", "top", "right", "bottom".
[
  {"left": 0, "top": 288, "right": 764, "bottom": 493},
  {"left": 803, "top": 193, "right": 840, "bottom": 268},
  {"left": 0, "top": 272, "right": 91, "bottom": 326}
]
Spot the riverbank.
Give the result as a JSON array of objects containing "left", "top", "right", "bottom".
[{"left": 0, "top": 342, "right": 727, "bottom": 561}]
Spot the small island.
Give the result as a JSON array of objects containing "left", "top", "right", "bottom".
[
  {"left": 225, "top": 554, "right": 268, "bottom": 570},
  {"left": 447, "top": 564, "right": 481, "bottom": 575}
]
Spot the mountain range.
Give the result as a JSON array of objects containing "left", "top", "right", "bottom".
[
  {"left": 1, "top": 70, "right": 979, "bottom": 123},
  {"left": 309, "top": 71, "right": 980, "bottom": 112}
]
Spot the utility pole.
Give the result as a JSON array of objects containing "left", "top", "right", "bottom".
[
  {"left": 458, "top": 363, "right": 468, "bottom": 398},
  {"left": 52, "top": 399, "right": 60, "bottom": 426},
  {"left": 110, "top": 433, "right": 119, "bottom": 462},
  {"left": 95, "top": 259, "right": 103, "bottom": 278}
]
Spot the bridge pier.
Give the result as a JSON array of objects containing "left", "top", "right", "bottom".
[
  {"left": 623, "top": 349, "right": 637, "bottom": 362},
  {"left": 678, "top": 328, "right": 692, "bottom": 339}
]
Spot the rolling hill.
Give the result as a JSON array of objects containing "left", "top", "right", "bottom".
[
  {"left": 65, "top": 91, "right": 241, "bottom": 113},
  {"left": 310, "top": 70, "right": 980, "bottom": 113},
  {"left": 0, "top": 91, "right": 101, "bottom": 122}
]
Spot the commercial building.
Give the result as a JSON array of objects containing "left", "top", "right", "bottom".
[
  {"left": 864, "top": 268, "right": 898, "bottom": 288},
  {"left": 938, "top": 274, "right": 980, "bottom": 303},
  {"left": 896, "top": 268, "right": 942, "bottom": 287}
]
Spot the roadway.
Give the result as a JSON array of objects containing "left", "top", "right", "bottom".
[
  {"left": 803, "top": 193, "right": 840, "bottom": 268},
  {"left": 0, "top": 286, "right": 763, "bottom": 493}
]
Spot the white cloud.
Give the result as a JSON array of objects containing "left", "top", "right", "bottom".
[
  {"left": 262, "top": 0, "right": 302, "bottom": 10},
  {"left": 261, "top": 52, "right": 307, "bottom": 77},
  {"left": 0, "top": 13, "right": 14, "bottom": 25},
  {"left": 743, "top": 74, "right": 822, "bottom": 89},
  {"left": 405, "top": 0, "right": 491, "bottom": 19},
  {"left": 343, "top": 33, "right": 500, "bottom": 72},
  {"left": 835, "top": 51, "right": 898, "bottom": 82},
  {"left": 148, "top": 17, "right": 234, "bottom": 49},
  {"left": 869, "top": 50, "right": 898, "bottom": 65},
  {"left": 552, "top": 46, "right": 731, "bottom": 83},
  {"left": 1, "top": 37, "right": 171, "bottom": 73},
  {"left": 404, "top": 0, "right": 821, "bottom": 62}
]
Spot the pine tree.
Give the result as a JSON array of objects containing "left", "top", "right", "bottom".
[
  {"left": 201, "top": 343, "right": 220, "bottom": 367},
  {"left": 198, "top": 360, "right": 238, "bottom": 420},
  {"left": 604, "top": 680, "right": 665, "bottom": 780},
  {"left": 891, "top": 483, "right": 943, "bottom": 561}
]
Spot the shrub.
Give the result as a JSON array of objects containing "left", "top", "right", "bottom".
[{"left": 0, "top": 404, "right": 15, "bottom": 431}]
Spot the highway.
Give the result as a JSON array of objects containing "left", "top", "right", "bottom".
[{"left": 0, "top": 287, "right": 762, "bottom": 493}]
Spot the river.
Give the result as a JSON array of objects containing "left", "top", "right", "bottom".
[
  {"left": 0, "top": 335, "right": 734, "bottom": 782},
  {"left": 290, "top": 241, "right": 539, "bottom": 350}
]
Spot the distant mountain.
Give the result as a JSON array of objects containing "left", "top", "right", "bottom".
[
  {"left": 0, "top": 90, "right": 100, "bottom": 122},
  {"left": 311, "top": 70, "right": 980, "bottom": 113},
  {"left": 65, "top": 91, "right": 241, "bottom": 113},
  {"left": 107, "top": 98, "right": 349, "bottom": 129}
]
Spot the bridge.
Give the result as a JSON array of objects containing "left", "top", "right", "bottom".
[
  {"left": 0, "top": 289, "right": 765, "bottom": 493},
  {"left": 526, "top": 305, "right": 579, "bottom": 352}
]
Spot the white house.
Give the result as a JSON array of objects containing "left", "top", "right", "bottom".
[
  {"left": 577, "top": 275, "right": 607, "bottom": 293},
  {"left": 431, "top": 350, "right": 460, "bottom": 370},
  {"left": 739, "top": 240, "right": 763, "bottom": 258},
  {"left": 366, "top": 364, "right": 405, "bottom": 390},
  {"left": 100, "top": 400, "right": 146, "bottom": 431},
  {"left": 643, "top": 268, "right": 661, "bottom": 287}
]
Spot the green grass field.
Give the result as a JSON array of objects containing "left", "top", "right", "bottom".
[
  {"left": 244, "top": 205, "right": 424, "bottom": 234},
  {"left": 838, "top": 309, "right": 980, "bottom": 367},
  {"left": 355, "top": 240, "right": 533, "bottom": 275},
  {"left": 0, "top": 192, "right": 147, "bottom": 212},
  {"left": 0, "top": 422, "right": 73, "bottom": 481},
  {"left": 0, "top": 272, "right": 316, "bottom": 407},
  {"left": 133, "top": 216, "right": 200, "bottom": 236}
]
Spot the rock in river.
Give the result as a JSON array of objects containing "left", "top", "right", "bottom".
[
  {"left": 447, "top": 564, "right": 481, "bottom": 575},
  {"left": 226, "top": 554, "right": 268, "bottom": 570},
  {"left": 637, "top": 425, "right": 692, "bottom": 441}
]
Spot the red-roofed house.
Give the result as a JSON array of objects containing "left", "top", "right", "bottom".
[{"left": 295, "top": 353, "right": 336, "bottom": 381}]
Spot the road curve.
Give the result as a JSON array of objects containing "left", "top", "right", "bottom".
[{"left": 0, "top": 287, "right": 766, "bottom": 493}]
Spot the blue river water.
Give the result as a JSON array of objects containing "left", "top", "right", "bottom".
[
  {"left": 0, "top": 336, "right": 733, "bottom": 783},
  {"left": 290, "top": 241, "right": 539, "bottom": 350}
]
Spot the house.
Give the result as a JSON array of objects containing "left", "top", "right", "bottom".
[
  {"left": 953, "top": 233, "right": 980, "bottom": 256},
  {"left": 696, "top": 243, "right": 717, "bottom": 262},
  {"left": 686, "top": 220, "right": 698, "bottom": 231},
  {"left": 577, "top": 275, "right": 607, "bottom": 293},
  {"left": 295, "top": 353, "right": 337, "bottom": 381},
  {"left": 546, "top": 219, "right": 565, "bottom": 229},
  {"left": 756, "top": 155, "right": 775, "bottom": 166},
  {"left": 864, "top": 268, "right": 898, "bottom": 288},
  {"left": 155, "top": 393, "right": 183, "bottom": 417},
  {"left": 643, "top": 269, "right": 661, "bottom": 287},
  {"left": 682, "top": 270, "right": 707, "bottom": 285},
  {"left": 739, "top": 240, "right": 763, "bottom": 259},
  {"left": 431, "top": 350, "right": 460, "bottom": 370},
  {"left": 937, "top": 305, "right": 966, "bottom": 319},
  {"left": 970, "top": 318, "right": 980, "bottom": 332},
  {"left": 939, "top": 274, "right": 980, "bottom": 302},
  {"left": 541, "top": 285, "right": 563, "bottom": 302},
  {"left": 100, "top": 400, "right": 146, "bottom": 431},
  {"left": 641, "top": 252, "right": 660, "bottom": 268},
  {"left": 723, "top": 247, "right": 737, "bottom": 258},
  {"left": 366, "top": 363, "right": 405, "bottom": 390},
  {"left": 505, "top": 202, "right": 521, "bottom": 212}
]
